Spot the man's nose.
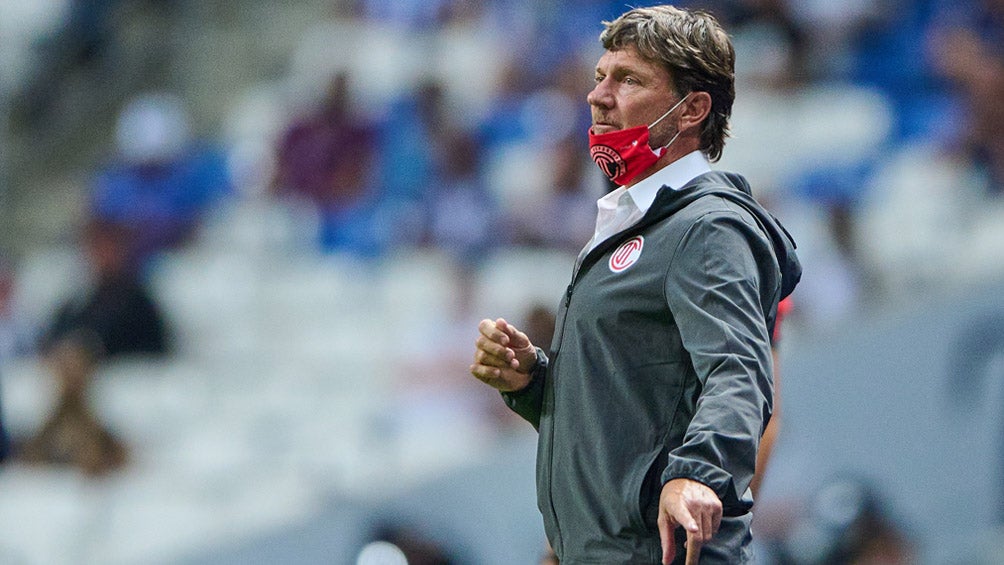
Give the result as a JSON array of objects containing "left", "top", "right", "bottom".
[{"left": 587, "top": 79, "right": 613, "bottom": 108}]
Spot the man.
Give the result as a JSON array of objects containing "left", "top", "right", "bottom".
[{"left": 470, "top": 5, "right": 800, "bottom": 564}]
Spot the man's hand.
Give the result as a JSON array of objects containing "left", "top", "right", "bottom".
[
  {"left": 658, "top": 478, "right": 722, "bottom": 564},
  {"left": 469, "top": 318, "right": 537, "bottom": 392}
]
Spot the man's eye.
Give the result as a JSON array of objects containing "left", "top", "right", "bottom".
[
  {"left": 623, "top": 77, "right": 637, "bottom": 85},
  {"left": 594, "top": 75, "right": 604, "bottom": 84}
]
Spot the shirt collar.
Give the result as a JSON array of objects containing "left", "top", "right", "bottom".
[{"left": 626, "top": 150, "right": 712, "bottom": 214}]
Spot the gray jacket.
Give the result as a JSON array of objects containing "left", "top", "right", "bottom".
[{"left": 503, "top": 171, "right": 800, "bottom": 564}]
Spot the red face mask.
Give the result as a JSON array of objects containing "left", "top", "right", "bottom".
[{"left": 588, "top": 94, "right": 689, "bottom": 186}]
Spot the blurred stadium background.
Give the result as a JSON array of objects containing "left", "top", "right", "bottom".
[{"left": 1, "top": 1, "right": 1003, "bottom": 564}]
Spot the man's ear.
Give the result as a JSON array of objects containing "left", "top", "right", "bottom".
[{"left": 680, "top": 91, "right": 712, "bottom": 132}]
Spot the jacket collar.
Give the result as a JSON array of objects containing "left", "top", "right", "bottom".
[{"left": 627, "top": 150, "right": 711, "bottom": 216}]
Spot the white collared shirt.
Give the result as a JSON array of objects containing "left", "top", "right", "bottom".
[{"left": 583, "top": 150, "right": 712, "bottom": 255}]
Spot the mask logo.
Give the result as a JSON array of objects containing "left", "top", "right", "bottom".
[
  {"left": 590, "top": 144, "right": 626, "bottom": 181},
  {"left": 610, "top": 236, "right": 644, "bottom": 273}
]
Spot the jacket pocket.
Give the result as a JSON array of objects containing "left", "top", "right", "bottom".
[
  {"left": 622, "top": 361, "right": 684, "bottom": 535},
  {"left": 628, "top": 446, "right": 665, "bottom": 533}
]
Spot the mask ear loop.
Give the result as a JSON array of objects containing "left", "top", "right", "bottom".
[
  {"left": 648, "top": 93, "right": 690, "bottom": 151},
  {"left": 648, "top": 92, "right": 690, "bottom": 129},
  {"left": 659, "top": 130, "right": 683, "bottom": 150}
]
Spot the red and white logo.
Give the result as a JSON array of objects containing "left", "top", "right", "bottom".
[
  {"left": 590, "top": 144, "right": 626, "bottom": 181},
  {"left": 609, "top": 236, "right": 644, "bottom": 273}
]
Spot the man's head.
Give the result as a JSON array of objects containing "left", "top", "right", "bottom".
[{"left": 598, "top": 5, "right": 735, "bottom": 162}]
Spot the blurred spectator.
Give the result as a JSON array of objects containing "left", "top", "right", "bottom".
[
  {"left": 90, "top": 91, "right": 232, "bottom": 271},
  {"left": 682, "top": 0, "right": 813, "bottom": 86},
  {"left": 17, "top": 336, "right": 128, "bottom": 476},
  {"left": 0, "top": 255, "right": 35, "bottom": 465},
  {"left": 10, "top": 0, "right": 123, "bottom": 130},
  {"left": 373, "top": 78, "right": 456, "bottom": 249},
  {"left": 842, "top": 0, "right": 947, "bottom": 142},
  {"left": 507, "top": 136, "right": 601, "bottom": 253},
  {"left": 356, "top": 540, "right": 408, "bottom": 565},
  {"left": 333, "top": 76, "right": 477, "bottom": 256},
  {"left": 852, "top": 0, "right": 1004, "bottom": 295},
  {"left": 751, "top": 295, "right": 794, "bottom": 498},
  {"left": 39, "top": 221, "right": 169, "bottom": 361},
  {"left": 476, "top": 59, "right": 535, "bottom": 153},
  {"left": 478, "top": 56, "right": 593, "bottom": 223},
  {"left": 540, "top": 544, "right": 559, "bottom": 565},
  {"left": 425, "top": 128, "right": 490, "bottom": 233},
  {"left": 521, "top": 303, "right": 557, "bottom": 362},
  {"left": 0, "top": 256, "right": 36, "bottom": 366},
  {"left": 15, "top": 220, "right": 168, "bottom": 476},
  {"left": 272, "top": 72, "right": 376, "bottom": 208},
  {"left": 928, "top": 0, "right": 1004, "bottom": 196},
  {"left": 359, "top": 524, "right": 458, "bottom": 565},
  {"left": 271, "top": 71, "right": 382, "bottom": 256},
  {"left": 423, "top": 130, "right": 498, "bottom": 314},
  {"left": 769, "top": 477, "right": 915, "bottom": 565}
]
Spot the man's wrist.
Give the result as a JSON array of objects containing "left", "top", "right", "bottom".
[
  {"left": 528, "top": 346, "right": 548, "bottom": 379},
  {"left": 507, "top": 347, "right": 548, "bottom": 394}
]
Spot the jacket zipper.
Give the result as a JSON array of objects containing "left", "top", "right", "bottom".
[
  {"left": 545, "top": 277, "right": 580, "bottom": 556},
  {"left": 546, "top": 234, "right": 614, "bottom": 553}
]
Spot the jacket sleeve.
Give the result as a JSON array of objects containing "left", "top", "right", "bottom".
[
  {"left": 660, "top": 209, "right": 776, "bottom": 513},
  {"left": 500, "top": 347, "right": 548, "bottom": 430}
]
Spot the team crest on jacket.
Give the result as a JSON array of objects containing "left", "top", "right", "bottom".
[{"left": 609, "top": 236, "right": 644, "bottom": 273}]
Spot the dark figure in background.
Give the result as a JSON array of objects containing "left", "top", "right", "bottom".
[
  {"left": 272, "top": 71, "right": 375, "bottom": 208},
  {"left": 18, "top": 221, "right": 168, "bottom": 476},
  {"left": 91, "top": 92, "right": 231, "bottom": 270},
  {"left": 40, "top": 221, "right": 168, "bottom": 360},
  {"left": 271, "top": 71, "right": 381, "bottom": 255},
  {"left": 11, "top": 0, "right": 122, "bottom": 130},
  {"left": 471, "top": 5, "right": 799, "bottom": 563},
  {"left": 929, "top": 0, "right": 1004, "bottom": 196},
  {"left": 772, "top": 478, "right": 914, "bottom": 565}
]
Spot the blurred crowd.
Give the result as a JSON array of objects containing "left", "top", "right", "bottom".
[
  {"left": 3, "top": 0, "right": 1003, "bottom": 327},
  {"left": 0, "top": 0, "right": 1003, "bottom": 563}
]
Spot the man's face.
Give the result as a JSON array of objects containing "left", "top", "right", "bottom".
[{"left": 588, "top": 46, "right": 680, "bottom": 144}]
